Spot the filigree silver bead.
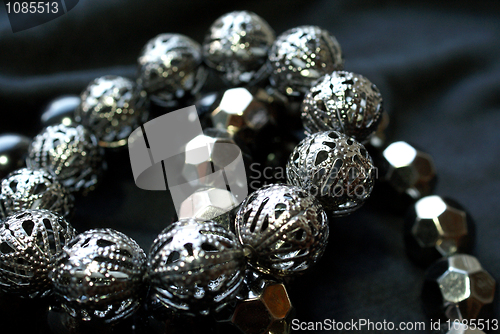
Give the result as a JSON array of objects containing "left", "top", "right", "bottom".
[
  {"left": 235, "top": 184, "right": 329, "bottom": 277},
  {"left": 268, "top": 25, "right": 344, "bottom": 97},
  {"left": 27, "top": 124, "right": 104, "bottom": 193},
  {"left": 137, "top": 33, "right": 207, "bottom": 104},
  {"left": 148, "top": 218, "right": 246, "bottom": 315},
  {"left": 51, "top": 228, "right": 146, "bottom": 323},
  {"left": 203, "top": 11, "right": 275, "bottom": 86},
  {"left": 0, "top": 168, "right": 73, "bottom": 219},
  {"left": 301, "top": 71, "right": 384, "bottom": 143},
  {"left": 286, "top": 131, "right": 375, "bottom": 215},
  {"left": 0, "top": 209, "right": 76, "bottom": 297},
  {"left": 76, "top": 75, "right": 149, "bottom": 148}
]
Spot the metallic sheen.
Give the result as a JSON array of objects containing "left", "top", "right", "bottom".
[
  {"left": 76, "top": 75, "right": 149, "bottom": 148},
  {"left": 40, "top": 95, "right": 80, "bottom": 128},
  {"left": 27, "top": 124, "right": 104, "bottom": 193},
  {"left": 287, "top": 131, "right": 375, "bottom": 215},
  {"left": 137, "top": 33, "right": 207, "bottom": 105},
  {"left": 405, "top": 196, "right": 474, "bottom": 267},
  {"left": 230, "top": 269, "right": 294, "bottom": 334},
  {"left": 422, "top": 254, "right": 496, "bottom": 321},
  {"left": 301, "top": 71, "right": 384, "bottom": 143},
  {"left": 51, "top": 228, "right": 146, "bottom": 323},
  {"left": 148, "top": 218, "right": 246, "bottom": 315},
  {"left": 0, "top": 168, "right": 74, "bottom": 219},
  {"left": 382, "top": 141, "right": 437, "bottom": 199},
  {"left": 235, "top": 184, "right": 329, "bottom": 276},
  {"left": 0, "top": 134, "right": 30, "bottom": 180},
  {"left": 203, "top": 11, "right": 275, "bottom": 86},
  {"left": 0, "top": 209, "right": 76, "bottom": 297},
  {"left": 268, "top": 25, "right": 344, "bottom": 97},
  {"left": 209, "top": 87, "right": 277, "bottom": 136},
  {"left": 178, "top": 187, "right": 239, "bottom": 232}
]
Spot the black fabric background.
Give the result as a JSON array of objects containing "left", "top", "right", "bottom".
[{"left": 0, "top": 1, "right": 499, "bottom": 333}]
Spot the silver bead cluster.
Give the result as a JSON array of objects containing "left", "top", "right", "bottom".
[
  {"left": 51, "top": 228, "right": 146, "bottom": 323},
  {"left": 268, "top": 25, "right": 344, "bottom": 97},
  {"left": 203, "top": 11, "right": 275, "bottom": 86},
  {"left": 235, "top": 184, "right": 329, "bottom": 276},
  {"left": 301, "top": 71, "right": 384, "bottom": 143},
  {"left": 27, "top": 124, "right": 104, "bottom": 193},
  {"left": 148, "top": 218, "right": 246, "bottom": 315},
  {"left": 0, "top": 168, "right": 73, "bottom": 218},
  {"left": 286, "top": 130, "right": 375, "bottom": 215},
  {"left": 137, "top": 33, "right": 207, "bottom": 104},
  {"left": 0, "top": 209, "right": 76, "bottom": 297},
  {"left": 76, "top": 75, "right": 149, "bottom": 148}
]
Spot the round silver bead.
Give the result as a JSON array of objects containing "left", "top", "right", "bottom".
[
  {"left": 268, "top": 25, "right": 344, "bottom": 97},
  {"left": 235, "top": 184, "right": 329, "bottom": 277},
  {"left": 0, "top": 209, "right": 76, "bottom": 297},
  {"left": 148, "top": 218, "right": 246, "bottom": 315},
  {"left": 301, "top": 71, "right": 384, "bottom": 143},
  {"left": 27, "top": 124, "right": 104, "bottom": 193},
  {"left": 0, "top": 168, "right": 73, "bottom": 219},
  {"left": 137, "top": 33, "right": 207, "bottom": 104},
  {"left": 51, "top": 228, "right": 146, "bottom": 323},
  {"left": 76, "top": 75, "right": 149, "bottom": 148},
  {"left": 286, "top": 131, "right": 375, "bottom": 215},
  {"left": 203, "top": 11, "right": 275, "bottom": 86}
]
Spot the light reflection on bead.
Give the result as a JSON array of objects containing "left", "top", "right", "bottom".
[
  {"left": 76, "top": 76, "right": 149, "bottom": 148},
  {"left": 203, "top": 11, "right": 275, "bottom": 86},
  {"left": 0, "top": 134, "right": 30, "bottom": 180},
  {"left": 0, "top": 209, "right": 76, "bottom": 298},
  {"left": 137, "top": 33, "right": 207, "bottom": 105},
  {"left": 51, "top": 228, "right": 146, "bottom": 323},
  {"left": 287, "top": 131, "right": 375, "bottom": 215},
  {"left": 268, "top": 25, "right": 344, "bottom": 97},
  {"left": 148, "top": 218, "right": 246, "bottom": 316},
  {"left": 301, "top": 71, "right": 384, "bottom": 143},
  {"left": 422, "top": 254, "right": 496, "bottom": 321},
  {"left": 235, "top": 184, "right": 329, "bottom": 277},
  {"left": 0, "top": 168, "right": 74, "bottom": 219}
]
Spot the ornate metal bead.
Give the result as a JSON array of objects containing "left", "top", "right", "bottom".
[
  {"left": 301, "top": 71, "right": 384, "bottom": 143},
  {"left": 203, "top": 11, "right": 275, "bottom": 86},
  {"left": 268, "top": 25, "right": 344, "bottom": 97},
  {"left": 40, "top": 95, "right": 80, "bottom": 128},
  {"left": 76, "top": 76, "right": 149, "bottom": 148},
  {"left": 422, "top": 254, "right": 496, "bottom": 321},
  {"left": 148, "top": 218, "right": 246, "bottom": 315},
  {"left": 382, "top": 141, "right": 437, "bottom": 199},
  {"left": 286, "top": 131, "right": 375, "bottom": 215},
  {"left": 137, "top": 33, "right": 207, "bottom": 105},
  {"left": 226, "top": 269, "right": 294, "bottom": 334},
  {"left": 178, "top": 187, "right": 239, "bottom": 232},
  {"left": 51, "top": 228, "right": 146, "bottom": 323},
  {"left": 0, "top": 168, "right": 74, "bottom": 219},
  {"left": 0, "top": 209, "right": 76, "bottom": 297},
  {"left": 235, "top": 184, "right": 329, "bottom": 277},
  {"left": 27, "top": 124, "right": 104, "bottom": 193},
  {"left": 0, "top": 134, "right": 30, "bottom": 180},
  {"left": 174, "top": 128, "right": 248, "bottom": 214},
  {"left": 404, "top": 196, "right": 474, "bottom": 267}
]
